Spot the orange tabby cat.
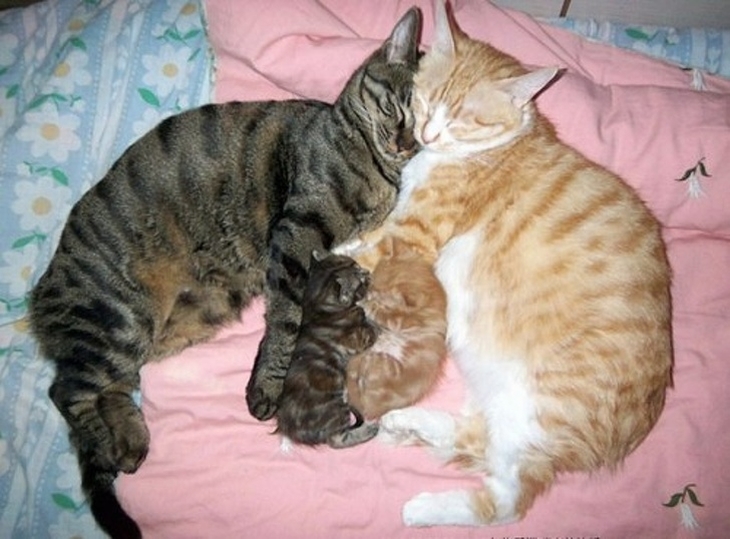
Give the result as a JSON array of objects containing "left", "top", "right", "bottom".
[
  {"left": 342, "top": 1, "right": 673, "bottom": 527},
  {"left": 346, "top": 238, "right": 448, "bottom": 420}
]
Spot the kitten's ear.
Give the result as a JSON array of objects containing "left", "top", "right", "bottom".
[
  {"left": 336, "top": 276, "right": 355, "bottom": 305},
  {"left": 385, "top": 7, "right": 422, "bottom": 65},
  {"left": 501, "top": 67, "right": 560, "bottom": 108},
  {"left": 431, "top": 0, "right": 458, "bottom": 57}
]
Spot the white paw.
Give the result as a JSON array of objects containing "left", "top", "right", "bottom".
[
  {"left": 379, "top": 407, "right": 455, "bottom": 450},
  {"left": 403, "top": 490, "right": 481, "bottom": 527}
]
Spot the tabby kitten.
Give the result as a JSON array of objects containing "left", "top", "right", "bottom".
[
  {"left": 28, "top": 9, "right": 421, "bottom": 537},
  {"left": 276, "top": 251, "right": 379, "bottom": 448},
  {"left": 349, "top": 1, "right": 673, "bottom": 526},
  {"left": 346, "top": 237, "right": 447, "bottom": 420}
]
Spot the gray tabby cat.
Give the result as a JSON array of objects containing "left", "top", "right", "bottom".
[
  {"left": 28, "top": 8, "right": 421, "bottom": 538},
  {"left": 276, "top": 251, "right": 379, "bottom": 449}
]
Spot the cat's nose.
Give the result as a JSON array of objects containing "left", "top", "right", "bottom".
[{"left": 420, "top": 121, "right": 439, "bottom": 145}]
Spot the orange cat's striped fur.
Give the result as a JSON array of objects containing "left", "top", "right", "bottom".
[{"left": 342, "top": 1, "right": 673, "bottom": 526}]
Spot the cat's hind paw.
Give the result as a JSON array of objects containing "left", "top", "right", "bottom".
[{"left": 403, "top": 490, "right": 482, "bottom": 527}]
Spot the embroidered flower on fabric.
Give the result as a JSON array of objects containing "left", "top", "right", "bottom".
[
  {"left": 664, "top": 483, "right": 704, "bottom": 531},
  {"left": 16, "top": 103, "right": 82, "bottom": 162},
  {"left": 156, "top": 0, "right": 202, "bottom": 37},
  {"left": 676, "top": 158, "right": 711, "bottom": 199},
  {"left": 11, "top": 174, "right": 72, "bottom": 234},
  {"left": 141, "top": 43, "right": 193, "bottom": 98},
  {"left": 49, "top": 48, "right": 92, "bottom": 95},
  {"left": 0, "top": 244, "right": 39, "bottom": 298}
]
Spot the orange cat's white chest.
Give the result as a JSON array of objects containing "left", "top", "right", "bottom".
[{"left": 394, "top": 150, "right": 443, "bottom": 215}]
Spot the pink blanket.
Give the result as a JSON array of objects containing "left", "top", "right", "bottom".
[{"left": 117, "top": 1, "right": 730, "bottom": 537}]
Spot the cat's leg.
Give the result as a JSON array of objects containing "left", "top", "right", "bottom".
[
  {"left": 402, "top": 456, "right": 556, "bottom": 527},
  {"left": 96, "top": 381, "right": 150, "bottom": 473},
  {"left": 378, "top": 406, "right": 457, "bottom": 456},
  {"left": 247, "top": 222, "right": 326, "bottom": 420},
  {"left": 50, "top": 373, "right": 149, "bottom": 475}
]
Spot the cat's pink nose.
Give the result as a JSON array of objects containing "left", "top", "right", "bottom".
[{"left": 421, "top": 122, "right": 439, "bottom": 145}]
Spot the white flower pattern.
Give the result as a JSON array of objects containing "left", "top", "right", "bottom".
[
  {"left": 142, "top": 43, "right": 193, "bottom": 97},
  {"left": 16, "top": 103, "right": 82, "bottom": 163},
  {"left": 48, "top": 49, "right": 93, "bottom": 94},
  {"left": 0, "top": 244, "right": 40, "bottom": 297},
  {"left": 11, "top": 176, "right": 72, "bottom": 233}
]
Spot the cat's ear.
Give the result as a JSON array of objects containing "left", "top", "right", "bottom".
[
  {"left": 431, "top": 0, "right": 458, "bottom": 57},
  {"left": 385, "top": 7, "right": 422, "bottom": 65},
  {"left": 499, "top": 67, "right": 559, "bottom": 108}
]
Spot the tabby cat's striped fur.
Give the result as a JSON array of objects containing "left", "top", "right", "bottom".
[
  {"left": 28, "top": 9, "right": 421, "bottom": 537},
  {"left": 349, "top": 2, "right": 672, "bottom": 526}
]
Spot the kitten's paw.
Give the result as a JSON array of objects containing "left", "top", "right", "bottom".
[
  {"left": 403, "top": 490, "right": 482, "bottom": 527},
  {"left": 379, "top": 407, "right": 456, "bottom": 450}
]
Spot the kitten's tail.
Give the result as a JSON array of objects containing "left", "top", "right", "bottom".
[{"left": 82, "top": 462, "right": 142, "bottom": 539}]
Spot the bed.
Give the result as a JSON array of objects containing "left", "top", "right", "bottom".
[{"left": 1, "top": 0, "right": 729, "bottom": 537}]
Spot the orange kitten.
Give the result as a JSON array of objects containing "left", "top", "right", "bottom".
[
  {"left": 346, "top": 238, "right": 448, "bottom": 420},
  {"left": 346, "top": 1, "right": 673, "bottom": 527}
]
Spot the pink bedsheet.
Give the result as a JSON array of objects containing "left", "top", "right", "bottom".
[{"left": 117, "top": 1, "right": 730, "bottom": 537}]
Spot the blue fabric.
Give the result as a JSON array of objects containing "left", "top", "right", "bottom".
[
  {"left": 545, "top": 17, "right": 730, "bottom": 79},
  {"left": 0, "top": 0, "right": 213, "bottom": 536}
]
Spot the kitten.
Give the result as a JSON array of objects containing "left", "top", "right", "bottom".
[
  {"left": 276, "top": 251, "right": 379, "bottom": 449},
  {"left": 28, "top": 9, "right": 421, "bottom": 537},
  {"left": 349, "top": 1, "right": 673, "bottom": 526},
  {"left": 346, "top": 237, "right": 448, "bottom": 420}
]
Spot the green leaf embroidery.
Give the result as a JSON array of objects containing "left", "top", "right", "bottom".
[
  {"left": 183, "top": 29, "right": 201, "bottom": 41},
  {"left": 697, "top": 159, "right": 711, "bottom": 178},
  {"left": 11, "top": 233, "right": 46, "bottom": 249},
  {"left": 69, "top": 36, "right": 87, "bottom": 51},
  {"left": 51, "top": 168, "right": 69, "bottom": 186},
  {"left": 663, "top": 493, "right": 683, "bottom": 507},
  {"left": 138, "top": 88, "right": 161, "bottom": 107},
  {"left": 686, "top": 486, "right": 704, "bottom": 507},
  {"left": 626, "top": 28, "right": 652, "bottom": 41},
  {"left": 163, "top": 28, "right": 182, "bottom": 42},
  {"left": 6, "top": 84, "right": 19, "bottom": 99},
  {"left": 52, "top": 492, "right": 79, "bottom": 511},
  {"left": 12, "top": 235, "right": 38, "bottom": 249},
  {"left": 26, "top": 93, "right": 68, "bottom": 111}
]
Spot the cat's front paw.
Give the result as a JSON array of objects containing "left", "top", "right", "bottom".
[
  {"left": 246, "top": 382, "right": 281, "bottom": 421},
  {"left": 379, "top": 407, "right": 456, "bottom": 450}
]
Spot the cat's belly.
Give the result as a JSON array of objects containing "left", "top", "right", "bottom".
[{"left": 435, "top": 228, "right": 545, "bottom": 471}]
